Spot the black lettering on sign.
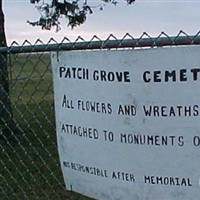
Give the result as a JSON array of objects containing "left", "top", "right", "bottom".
[
  {"left": 63, "top": 161, "right": 108, "bottom": 178},
  {"left": 93, "top": 70, "right": 131, "bottom": 83},
  {"left": 112, "top": 171, "right": 136, "bottom": 182},
  {"left": 103, "top": 130, "right": 114, "bottom": 142},
  {"left": 143, "top": 68, "right": 200, "bottom": 83},
  {"left": 61, "top": 124, "right": 99, "bottom": 140},
  {"left": 77, "top": 100, "right": 112, "bottom": 114},
  {"left": 165, "top": 70, "right": 176, "bottom": 82},
  {"left": 59, "top": 66, "right": 89, "bottom": 80},
  {"left": 118, "top": 105, "right": 136, "bottom": 116},
  {"left": 120, "top": 134, "right": 184, "bottom": 147},
  {"left": 193, "top": 136, "right": 200, "bottom": 147},
  {"left": 62, "top": 94, "right": 74, "bottom": 109},
  {"left": 143, "top": 175, "right": 192, "bottom": 186},
  {"left": 143, "top": 105, "right": 199, "bottom": 117}
]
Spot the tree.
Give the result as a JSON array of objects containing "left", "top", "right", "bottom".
[
  {"left": 0, "top": 0, "right": 135, "bottom": 137},
  {"left": 28, "top": 0, "right": 135, "bottom": 31},
  {"left": 0, "top": 0, "right": 14, "bottom": 137}
]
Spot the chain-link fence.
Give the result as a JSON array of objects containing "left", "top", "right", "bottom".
[{"left": 1, "top": 31, "right": 200, "bottom": 200}]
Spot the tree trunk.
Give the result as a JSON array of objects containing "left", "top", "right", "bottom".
[{"left": 0, "top": 0, "right": 13, "bottom": 137}]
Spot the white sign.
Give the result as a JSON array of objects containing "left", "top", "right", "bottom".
[{"left": 51, "top": 45, "right": 200, "bottom": 200}]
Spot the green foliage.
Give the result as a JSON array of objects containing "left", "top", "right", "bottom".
[{"left": 28, "top": 0, "right": 135, "bottom": 31}]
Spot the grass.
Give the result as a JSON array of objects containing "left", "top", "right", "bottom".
[{"left": 1, "top": 53, "right": 92, "bottom": 200}]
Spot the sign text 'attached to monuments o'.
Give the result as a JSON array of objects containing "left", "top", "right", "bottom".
[{"left": 51, "top": 45, "right": 200, "bottom": 200}]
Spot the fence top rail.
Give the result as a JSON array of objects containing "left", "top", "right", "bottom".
[{"left": 0, "top": 31, "right": 200, "bottom": 54}]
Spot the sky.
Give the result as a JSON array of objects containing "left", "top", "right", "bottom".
[{"left": 3, "top": 0, "right": 200, "bottom": 45}]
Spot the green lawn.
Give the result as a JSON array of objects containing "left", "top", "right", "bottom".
[{"left": 1, "top": 53, "right": 92, "bottom": 200}]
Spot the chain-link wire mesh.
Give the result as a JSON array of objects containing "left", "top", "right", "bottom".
[{"left": 1, "top": 31, "right": 200, "bottom": 200}]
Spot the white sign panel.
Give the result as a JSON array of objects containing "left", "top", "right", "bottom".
[{"left": 51, "top": 45, "right": 200, "bottom": 200}]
